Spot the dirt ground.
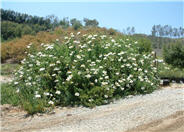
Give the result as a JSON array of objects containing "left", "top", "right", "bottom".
[
  {"left": 125, "top": 111, "right": 184, "bottom": 132},
  {"left": 1, "top": 84, "right": 184, "bottom": 132}
]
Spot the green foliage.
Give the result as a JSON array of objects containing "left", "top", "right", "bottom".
[
  {"left": 163, "top": 41, "right": 184, "bottom": 68},
  {"left": 11, "top": 33, "right": 159, "bottom": 114},
  {"left": 137, "top": 38, "right": 152, "bottom": 53},
  {"left": 60, "top": 17, "right": 70, "bottom": 29},
  {"left": 83, "top": 18, "right": 99, "bottom": 27},
  {"left": 157, "top": 60, "right": 184, "bottom": 79},
  {"left": 1, "top": 83, "right": 20, "bottom": 106},
  {"left": 1, "top": 21, "right": 47, "bottom": 40},
  {"left": 1, "top": 9, "right": 52, "bottom": 28},
  {"left": 159, "top": 68, "right": 184, "bottom": 79},
  {"left": 70, "top": 18, "right": 83, "bottom": 30}
]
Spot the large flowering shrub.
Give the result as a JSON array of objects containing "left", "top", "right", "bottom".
[{"left": 13, "top": 32, "right": 160, "bottom": 114}]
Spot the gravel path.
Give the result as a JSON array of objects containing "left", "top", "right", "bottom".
[
  {"left": 0, "top": 75, "right": 13, "bottom": 83},
  {"left": 1, "top": 84, "right": 184, "bottom": 132}
]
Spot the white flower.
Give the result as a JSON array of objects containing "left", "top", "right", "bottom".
[
  {"left": 126, "top": 64, "right": 131, "bottom": 67},
  {"left": 78, "top": 71, "right": 81, "bottom": 75},
  {"left": 130, "top": 80, "right": 133, "bottom": 83},
  {"left": 36, "top": 61, "right": 40, "bottom": 66},
  {"left": 69, "top": 46, "right": 73, "bottom": 49},
  {"left": 104, "top": 95, "right": 108, "bottom": 98},
  {"left": 115, "top": 82, "right": 120, "bottom": 87},
  {"left": 56, "top": 39, "right": 59, "bottom": 41},
  {"left": 141, "top": 87, "right": 145, "bottom": 90},
  {"left": 64, "top": 36, "right": 68, "bottom": 39},
  {"left": 54, "top": 79, "right": 59, "bottom": 82},
  {"left": 123, "top": 59, "right": 127, "bottom": 62},
  {"left": 71, "top": 33, "right": 75, "bottom": 37},
  {"left": 29, "top": 64, "right": 33, "bottom": 67},
  {"left": 26, "top": 82, "right": 32, "bottom": 86},
  {"left": 67, "top": 71, "right": 72, "bottom": 74},
  {"left": 94, "top": 70, "right": 98, "bottom": 74},
  {"left": 28, "top": 77, "right": 32, "bottom": 80},
  {"left": 102, "top": 71, "right": 107, "bottom": 74},
  {"left": 157, "top": 59, "right": 163, "bottom": 63},
  {"left": 35, "top": 94, "right": 41, "bottom": 98},
  {"left": 95, "top": 79, "right": 98, "bottom": 83},
  {"left": 50, "top": 64, "right": 55, "bottom": 67},
  {"left": 76, "top": 55, "right": 81, "bottom": 59},
  {"left": 44, "top": 92, "right": 50, "bottom": 96},
  {"left": 80, "top": 64, "right": 85, "bottom": 68},
  {"left": 54, "top": 67, "right": 59, "bottom": 71},
  {"left": 85, "top": 74, "right": 91, "bottom": 78},
  {"left": 121, "top": 87, "right": 125, "bottom": 91},
  {"left": 75, "top": 92, "right": 80, "bottom": 96},
  {"left": 56, "top": 61, "right": 61, "bottom": 64},
  {"left": 48, "top": 100, "right": 54, "bottom": 105},
  {"left": 27, "top": 45, "right": 31, "bottom": 48},
  {"left": 140, "top": 78, "right": 144, "bottom": 82},
  {"left": 102, "top": 82, "right": 108, "bottom": 86},
  {"left": 45, "top": 46, "right": 54, "bottom": 50},
  {"left": 116, "top": 72, "right": 119, "bottom": 75},
  {"left": 52, "top": 74, "right": 56, "bottom": 76},
  {"left": 118, "top": 79, "right": 123, "bottom": 83},
  {"left": 99, "top": 77, "right": 103, "bottom": 80},
  {"left": 56, "top": 90, "right": 61, "bottom": 95},
  {"left": 74, "top": 40, "right": 80, "bottom": 44},
  {"left": 77, "top": 32, "right": 81, "bottom": 35},
  {"left": 111, "top": 39, "right": 115, "bottom": 42},
  {"left": 66, "top": 75, "right": 73, "bottom": 81},
  {"left": 88, "top": 35, "right": 92, "bottom": 39},
  {"left": 88, "top": 48, "right": 92, "bottom": 51},
  {"left": 16, "top": 89, "right": 19, "bottom": 93},
  {"left": 14, "top": 82, "right": 19, "bottom": 85},
  {"left": 40, "top": 68, "right": 45, "bottom": 71},
  {"left": 99, "top": 66, "right": 103, "bottom": 69}
]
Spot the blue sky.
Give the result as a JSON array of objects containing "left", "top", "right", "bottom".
[{"left": 1, "top": 0, "right": 183, "bottom": 34}]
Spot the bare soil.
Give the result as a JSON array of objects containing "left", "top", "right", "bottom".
[
  {"left": 1, "top": 84, "right": 184, "bottom": 132},
  {"left": 125, "top": 111, "right": 184, "bottom": 132}
]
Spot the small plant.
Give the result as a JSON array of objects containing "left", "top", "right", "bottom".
[{"left": 12, "top": 33, "right": 160, "bottom": 114}]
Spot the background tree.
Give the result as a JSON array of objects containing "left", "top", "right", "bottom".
[
  {"left": 70, "top": 18, "right": 83, "bottom": 30},
  {"left": 59, "top": 17, "right": 70, "bottom": 29},
  {"left": 83, "top": 18, "right": 99, "bottom": 27},
  {"left": 163, "top": 40, "right": 184, "bottom": 68}
]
